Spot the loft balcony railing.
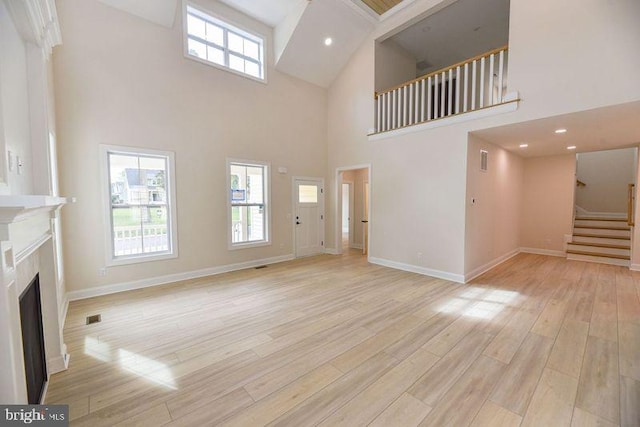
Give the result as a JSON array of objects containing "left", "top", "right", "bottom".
[{"left": 374, "top": 45, "right": 510, "bottom": 133}]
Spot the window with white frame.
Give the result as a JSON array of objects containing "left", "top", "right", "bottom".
[
  {"left": 228, "top": 160, "right": 269, "bottom": 247},
  {"left": 101, "top": 146, "right": 178, "bottom": 264},
  {"left": 185, "top": 4, "right": 265, "bottom": 81}
]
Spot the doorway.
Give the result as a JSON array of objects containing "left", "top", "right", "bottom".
[
  {"left": 337, "top": 165, "right": 371, "bottom": 256},
  {"left": 293, "top": 177, "right": 325, "bottom": 257},
  {"left": 567, "top": 147, "right": 637, "bottom": 267},
  {"left": 341, "top": 182, "right": 354, "bottom": 249}
]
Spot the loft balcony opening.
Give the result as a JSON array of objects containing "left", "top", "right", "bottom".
[{"left": 374, "top": 0, "right": 511, "bottom": 133}]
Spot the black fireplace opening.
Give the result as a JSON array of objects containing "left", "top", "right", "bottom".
[{"left": 19, "top": 274, "right": 48, "bottom": 404}]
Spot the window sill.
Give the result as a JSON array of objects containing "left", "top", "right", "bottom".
[
  {"left": 107, "top": 251, "right": 178, "bottom": 267},
  {"left": 228, "top": 240, "right": 271, "bottom": 251}
]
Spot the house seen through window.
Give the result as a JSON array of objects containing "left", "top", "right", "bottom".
[
  {"left": 185, "top": 4, "right": 265, "bottom": 81},
  {"left": 229, "top": 161, "right": 269, "bottom": 246},
  {"left": 104, "top": 147, "right": 177, "bottom": 263}
]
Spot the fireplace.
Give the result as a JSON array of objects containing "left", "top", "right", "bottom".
[
  {"left": 19, "top": 274, "right": 48, "bottom": 404},
  {"left": 0, "top": 195, "right": 69, "bottom": 403}
]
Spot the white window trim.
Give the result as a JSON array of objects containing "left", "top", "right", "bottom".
[
  {"left": 182, "top": 1, "right": 268, "bottom": 84},
  {"left": 99, "top": 144, "right": 179, "bottom": 266},
  {"left": 226, "top": 158, "right": 271, "bottom": 250}
]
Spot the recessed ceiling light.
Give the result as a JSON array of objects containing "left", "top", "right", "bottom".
[
  {"left": 555, "top": 128, "right": 567, "bottom": 134},
  {"left": 519, "top": 143, "right": 528, "bottom": 148},
  {"left": 567, "top": 145, "right": 577, "bottom": 150},
  {"left": 324, "top": 37, "right": 333, "bottom": 46}
]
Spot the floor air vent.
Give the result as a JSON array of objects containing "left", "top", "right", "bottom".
[
  {"left": 86, "top": 314, "right": 102, "bottom": 325},
  {"left": 255, "top": 265, "right": 267, "bottom": 269}
]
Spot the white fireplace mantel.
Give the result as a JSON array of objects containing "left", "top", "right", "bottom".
[{"left": 0, "top": 195, "right": 70, "bottom": 404}]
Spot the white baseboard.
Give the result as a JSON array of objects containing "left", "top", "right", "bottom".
[
  {"left": 368, "top": 256, "right": 464, "bottom": 283},
  {"left": 630, "top": 264, "right": 640, "bottom": 272},
  {"left": 47, "top": 353, "right": 69, "bottom": 375},
  {"left": 66, "top": 254, "right": 295, "bottom": 301},
  {"left": 464, "top": 248, "right": 520, "bottom": 283},
  {"left": 324, "top": 247, "right": 339, "bottom": 255},
  {"left": 519, "top": 247, "right": 566, "bottom": 257},
  {"left": 350, "top": 243, "right": 363, "bottom": 250}
]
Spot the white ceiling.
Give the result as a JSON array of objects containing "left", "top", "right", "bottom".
[
  {"left": 276, "top": 0, "right": 374, "bottom": 87},
  {"left": 220, "top": 0, "right": 374, "bottom": 87},
  {"left": 472, "top": 101, "right": 640, "bottom": 158},
  {"left": 217, "top": 0, "right": 301, "bottom": 27},
  {"left": 388, "top": 0, "right": 509, "bottom": 74},
  {"left": 92, "top": 0, "right": 511, "bottom": 88}
]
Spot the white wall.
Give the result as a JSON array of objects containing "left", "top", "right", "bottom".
[
  {"left": 374, "top": 40, "right": 416, "bottom": 93},
  {"left": 508, "top": 0, "right": 640, "bottom": 120},
  {"left": 326, "top": 0, "right": 640, "bottom": 280},
  {"left": 520, "top": 154, "right": 575, "bottom": 253},
  {"left": 576, "top": 147, "right": 636, "bottom": 214},
  {"left": 465, "top": 135, "right": 523, "bottom": 277},
  {"left": 0, "top": 1, "right": 33, "bottom": 194},
  {"left": 54, "top": 0, "right": 328, "bottom": 293}
]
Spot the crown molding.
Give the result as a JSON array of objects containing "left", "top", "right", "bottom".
[{"left": 4, "top": 0, "right": 62, "bottom": 58}]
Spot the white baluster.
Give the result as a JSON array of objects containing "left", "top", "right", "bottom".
[
  {"left": 413, "top": 80, "right": 421, "bottom": 123},
  {"left": 498, "top": 50, "right": 505, "bottom": 103},
  {"left": 420, "top": 80, "right": 426, "bottom": 122},
  {"left": 387, "top": 92, "right": 392, "bottom": 130},
  {"left": 489, "top": 53, "right": 495, "bottom": 106},
  {"left": 402, "top": 86, "right": 407, "bottom": 127},
  {"left": 480, "top": 56, "right": 485, "bottom": 108},
  {"left": 448, "top": 69, "right": 453, "bottom": 116},
  {"left": 408, "top": 83, "right": 413, "bottom": 125},
  {"left": 392, "top": 90, "right": 396, "bottom": 130},
  {"left": 455, "top": 66, "right": 461, "bottom": 114},
  {"left": 440, "top": 72, "right": 446, "bottom": 117},
  {"left": 380, "top": 93, "right": 385, "bottom": 131},
  {"left": 376, "top": 95, "right": 381, "bottom": 132},
  {"left": 434, "top": 74, "right": 439, "bottom": 119},
  {"left": 471, "top": 60, "right": 477, "bottom": 110},
  {"left": 427, "top": 77, "right": 432, "bottom": 121},
  {"left": 463, "top": 63, "right": 469, "bottom": 112},
  {"left": 396, "top": 89, "right": 401, "bottom": 129}
]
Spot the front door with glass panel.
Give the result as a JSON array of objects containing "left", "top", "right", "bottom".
[{"left": 294, "top": 178, "right": 324, "bottom": 257}]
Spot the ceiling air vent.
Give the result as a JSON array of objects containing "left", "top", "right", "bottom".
[{"left": 480, "top": 150, "right": 489, "bottom": 172}]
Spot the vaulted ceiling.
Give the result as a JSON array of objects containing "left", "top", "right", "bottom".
[{"left": 96, "top": 0, "right": 507, "bottom": 89}]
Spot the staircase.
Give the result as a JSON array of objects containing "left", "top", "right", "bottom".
[{"left": 567, "top": 217, "right": 631, "bottom": 266}]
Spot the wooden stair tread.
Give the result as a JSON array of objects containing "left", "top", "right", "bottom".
[
  {"left": 573, "top": 225, "right": 630, "bottom": 231},
  {"left": 572, "top": 233, "right": 630, "bottom": 240},
  {"left": 575, "top": 216, "right": 628, "bottom": 222},
  {"left": 568, "top": 242, "right": 630, "bottom": 250},
  {"left": 566, "top": 249, "right": 630, "bottom": 260}
]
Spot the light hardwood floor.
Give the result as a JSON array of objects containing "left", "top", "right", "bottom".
[{"left": 47, "top": 251, "right": 640, "bottom": 426}]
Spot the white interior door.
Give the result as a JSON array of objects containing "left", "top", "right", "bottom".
[{"left": 294, "top": 178, "right": 324, "bottom": 257}]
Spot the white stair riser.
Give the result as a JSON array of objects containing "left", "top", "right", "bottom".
[
  {"left": 574, "top": 219, "right": 629, "bottom": 228},
  {"left": 566, "top": 253, "right": 630, "bottom": 267},
  {"left": 567, "top": 245, "right": 630, "bottom": 257},
  {"left": 572, "top": 235, "right": 631, "bottom": 245},
  {"left": 573, "top": 228, "right": 630, "bottom": 237}
]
